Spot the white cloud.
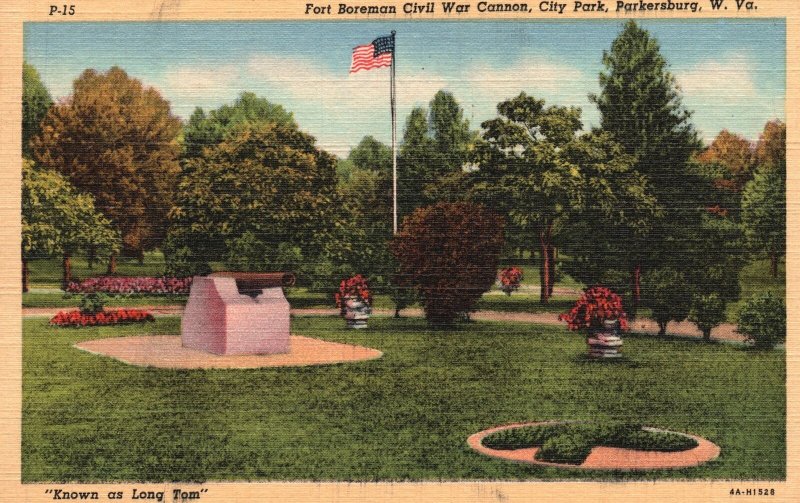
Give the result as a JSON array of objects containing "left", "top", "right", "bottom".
[{"left": 676, "top": 54, "right": 757, "bottom": 102}]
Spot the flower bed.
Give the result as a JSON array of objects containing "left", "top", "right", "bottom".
[
  {"left": 50, "top": 308, "right": 155, "bottom": 327},
  {"left": 66, "top": 276, "right": 192, "bottom": 295}
]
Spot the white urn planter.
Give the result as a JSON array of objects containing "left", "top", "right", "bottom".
[{"left": 344, "top": 296, "right": 371, "bottom": 329}]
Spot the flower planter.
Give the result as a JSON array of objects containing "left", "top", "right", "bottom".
[
  {"left": 587, "top": 319, "right": 623, "bottom": 358},
  {"left": 343, "top": 296, "right": 371, "bottom": 329}
]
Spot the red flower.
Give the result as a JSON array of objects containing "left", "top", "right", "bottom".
[
  {"left": 334, "top": 274, "right": 372, "bottom": 310},
  {"left": 559, "top": 286, "right": 627, "bottom": 332},
  {"left": 49, "top": 308, "right": 155, "bottom": 327}
]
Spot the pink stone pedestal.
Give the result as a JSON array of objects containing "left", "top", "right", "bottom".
[{"left": 181, "top": 276, "right": 290, "bottom": 355}]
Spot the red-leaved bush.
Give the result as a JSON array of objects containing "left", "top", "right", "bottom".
[
  {"left": 391, "top": 202, "right": 504, "bottom": 326},
  {"left": 50, "top": 308, "right": 155, "bottom": 327},
  {"left": 66, "top": 276, "right": 192, "bottom": 295},
  {"left": 559, "top": 286, "right": 628, "bottom": 331},
  {"left": 498, "top": 267, "right": 524, "bottom": 295}
]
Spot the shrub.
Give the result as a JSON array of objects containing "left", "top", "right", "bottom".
[
  {"left": 67, "top": 276, "right": 192, "bottom": 295},
  {"left": 559, "top": 286, "right": 628, "bottom": 331},
  {"left": 481, "top": 424, "right": 567, "bottom": 450},
  {"left": 535, "top": 433, "right": 593, "bottom": 465},
  {"left": 737, "top": 292, "right": 786, "bottom": 348},
  {"left": 615, "top": 430, "right": 698, "bottom": 452},
  {"left": 689, "top": 293, "right": 727, "bottom": 341},
  {"left": 224, "top": 232, "right": 303, "bottom": 274},
  {"left": 498, "top": 267, "right": 524, "bottom": 296},
  {"left": 642, "top": 267, "right": 691, "bottom": 335},
  {"left": 163, "top": 245, "right": 212, "bottom": 278},
  {"left": 391, "top": 202, "right": 504, "bottom": 326},
  {"left": 78, "top": 293, "right": 107, "bottom": 315},
  {"left": 50, "top": 308, "right": 155, "bottom": 327}
]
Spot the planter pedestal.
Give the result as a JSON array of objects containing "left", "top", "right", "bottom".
[
  {"left": 344, "top": 297, "right": 370, "bottom": 329},
  {"left": 587, "top": 320, "right": 622, "bottom": 358}
]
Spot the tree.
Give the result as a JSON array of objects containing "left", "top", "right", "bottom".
[
  {"left": 741, "top": 166, "right": 785, "bottom": 277},
  {"left": 22, "top": 160, "right": 118, "bottom": 291},
  {"left": 689, "top": 293, "right": 726, "bottom": 341},
  {"left": 471, "top": 93, "right": 655, "bottom": 304},
  {"left": 696, "top": 130, "right": 755, "bottom": 192},
  {"left": 391, "top": 202, "right": 504, "bottom": 326},
  {"left": 590, "top": 20, "right": 701, "bottom": 314},
  {"left": 755, "top": 120, "right": 786, "bottom": 172},
  {"left": 397, "top": 91, "right": 473, "bottom": 218},
  {"left": 31, "top": 66, "right": 181, "bottom": 269},
  {"left": 22, "top": 62, "right": 53, "bottom": 158},
  {"left": 182, "top": 92, "right": 296, "bottom": 158},
  {"left": 167, "top": 121, "right": 339, "bottom": 275},
  {"left": 641, "top": 267, "right": 691, "bottom": 336}
]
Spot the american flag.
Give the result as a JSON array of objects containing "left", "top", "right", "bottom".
[{"left": 349, "top": 34, "right": 394, "bottom": 73}]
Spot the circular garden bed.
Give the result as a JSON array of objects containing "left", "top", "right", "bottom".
[{"left": 468, "top": 421, "right": 720, "bottom": 470}]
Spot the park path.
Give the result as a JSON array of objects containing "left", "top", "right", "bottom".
[{"left": 21, "top": 305, "right": 746, "bottom": 343}]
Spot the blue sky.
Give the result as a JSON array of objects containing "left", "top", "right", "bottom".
[{"left": 24, "top": 20, "right": 785, "bottom": 157}]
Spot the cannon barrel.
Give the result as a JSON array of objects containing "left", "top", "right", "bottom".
[{"left": 210, "top": 271, "right": 296, "bottom": 296}]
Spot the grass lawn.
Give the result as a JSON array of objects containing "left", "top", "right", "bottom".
[{"left": 22, "top": 315, "right": 785, "bottom": 482}]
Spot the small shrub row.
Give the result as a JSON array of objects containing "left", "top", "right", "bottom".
[
  {"left": 481, "top": 422, "right": 698, "bottom": 465},
  {"left": 50, "top": 308, "right": 155, "bottom": 327},
  {"left": 66, "top": 276, "right": 192, "bottom": 295}
]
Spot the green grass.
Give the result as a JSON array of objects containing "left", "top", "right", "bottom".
[{"left": 22, "top": 316, "right": 785, "bottom": 482}]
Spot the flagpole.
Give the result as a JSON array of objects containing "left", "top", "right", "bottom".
[{"left": 391, "top": 30, "right": 398, "bottom": 235}]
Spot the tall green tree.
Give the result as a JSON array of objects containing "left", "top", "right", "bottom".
[
  {"left": 590, "top": 20, "right": 701, "bottom": 314},
  {"left": 397, "top": 91, "right": 473, "bottom": 219},
  {"left": 166, "top": 122, "right": 339, "bottom": 275},
  {"left": 22, "top": 62, "right": 53, "bottom": 158},
  {"left": 31, "top": 66, "right": 181, "bottom": 270},
  {"left": 741, "top": 166, "right": 785, "bottom": 278},
  {"left": 22, "top": 160, "right": 119, "bottom": 291},
  {"left": 182, "top": 92, "right": 296, "bottom": 158}
]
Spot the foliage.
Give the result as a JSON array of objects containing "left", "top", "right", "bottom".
[
  {"left": 22, "top": 160, "right": 120, "bottom": 290},
  {"left": 31, "top": 66, "right": 181, "bottom": 256},
  {"left": 741, "top": 166, "right": 785, "bottom": 277},
  {"left": 737, "top": 292, "right": 786, "bottom": 348},
  {"left": 536, "top": 433, "right": 593, "bottom": 465},
  {"left": 559, "top": 286, "right": 628, "bottom": 331},
  {"left": 22, "top": 62, "right": 53, "bottom": 158},
  {"left": 78, "top": 293, "right": 107, "bottom": 315},
  {"left": 182, "top": 92, "right": 296, "bottom": 159},
  {"left": 642, "top": 268, "right": 691, "bottom": 336},
  {"left": 481, "top": 424, "right": 567, "bottom": 450},
  {"left": 498, "top": 267, "right": 524, "bottom": 296},
  {"left": 334, "top": 274, "right": 372, "bottom": 313},
  {"left": 49, "top": 308, "right": 154, "bottom": 327},
  {"left": 391, "top": 202, "right": 504, "bottom": 326},
  {"left": 689, "top": 293, "right": 726, "bottom": 341},
  {"left": 397, "top": 91, "right": 473, "bottom": 218},
  {"left": 167, "top": 121, "right": 339, "bottom": 272},
  {"left": 589, "top": 21, "right": 702, "bottom": 315},
  {"left": 755, "top": 120, "right": 786, "bottom": 171},
  {"left": 696, "top": 130, "right": 755, "bottom": 191},
  {"left": 223, "top": 232, "right": 303, "bottom": 274},
  {"left": 66, "top": 276, "right": 192, "bottom": 295},
  {"left": 162, "top": 243, "right": 212, "bottom": 279}
]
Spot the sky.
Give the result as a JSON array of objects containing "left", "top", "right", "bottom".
[{"left": 24, "top": 20, "right": 785, "bottom": 157}]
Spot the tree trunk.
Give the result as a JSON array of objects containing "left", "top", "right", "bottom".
[
  {"left": 137, "top": 248, "right": 145, "bottom": 265},
  {"left": 703, "top": 328, "right": 712, "bottom": 342},
  {"left": 87, "top": 244, "right": 96, "bottom": 269},
  {"left": 770, "top": 252, "right": 779, "bottom": 278},
  {"left": 547, "top": 245, "right": 556, "bottom": 297},
  {"left": 631, "top": 263, "right": 641, "bottom": 319},
  {"left": 107, "top": 253, "right": 117, "bottom": 275},
  {"left": 658, "top": 321, "right": 667, "bottom": 336},
  {"left": 22, "top": 256, "right": 29, "bottom": 293},
  {"left": 62, "top": 252, "right": 72, "bottom": 290},
  {"left": 539, "top": 224, "right": 552, "bottom": 305},
  {"left": 394, "top": 308, "right": 401, "bottom": 319}
]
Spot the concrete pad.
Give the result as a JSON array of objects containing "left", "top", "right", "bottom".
[{"left": 74, "top": 335, "right": 382, "bottom": 369}]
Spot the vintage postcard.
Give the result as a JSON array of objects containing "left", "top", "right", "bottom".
[{"left": 1, "top": 0, "right": 797, "bottom": 501}]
